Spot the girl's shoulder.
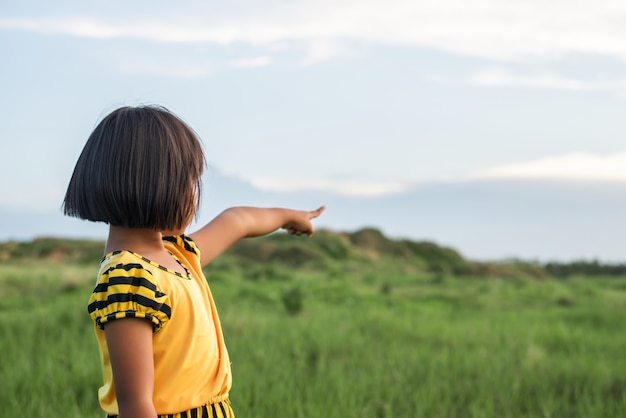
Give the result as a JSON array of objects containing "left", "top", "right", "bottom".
[
  {"left": 95, "top": 250, "right": 159, "bottom": 290},
  {"left": 99, "top": 248, "right": 151, "bottom": 272},
  {"left": 161, "top": 234, "right": 205, "bottom": 283},
  {"left": 90, "top": 249, "right": 172, "bottom": 332},
  {"left": 162, "top": 234, "right": 200, "bottom": 257}
]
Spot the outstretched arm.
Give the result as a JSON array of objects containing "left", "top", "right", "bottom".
[{"left": 190, "top": 206, "right": 325, "bottom": 266}]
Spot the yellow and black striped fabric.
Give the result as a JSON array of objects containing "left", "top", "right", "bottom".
[
  {"left": 107, "top": 398, "right": 235, "bottom": 418},
  {"left": 88, "top": 234, "right": 233, "bottom": 416},
  {"left": 88, "top": 259, "right": 172, "bottom": 330}
]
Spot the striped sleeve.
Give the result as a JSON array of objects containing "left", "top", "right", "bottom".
[{"left": 87, "top": 262, "right": 171, "bottom": 331}]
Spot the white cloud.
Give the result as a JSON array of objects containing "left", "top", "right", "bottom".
[
  {"left": 119, "top": 61, "right": 213, "bottom": 79},
  {"left": 230, "top": 56, "right": 272, "bottom": 68},
  {"left": 105, "top": 49, "right": 215, "bottom": 79},
  {"left": 429, "top": 68, "right": 626, "bottom": 91},
  {"left": 250, "top": 177, "right": 410, "bottom": 197},
  {"left": 299, "top": 39, "right": 351, "bottom": 65},
  {"left": 253, "top": 152, "right": 626, "bottom": 196},
  {"left": 3, "top": 0, "right": 626, "bottom": 63},
  {"left": 478, "top": 152, "right": 626, "bottom": 181}
]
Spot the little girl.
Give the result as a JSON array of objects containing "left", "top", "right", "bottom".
[{"left": 63, "top": 105, "right": 324, "bottom": 418}]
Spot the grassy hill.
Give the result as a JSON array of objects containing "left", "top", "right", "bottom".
[
  {"left": 0, "top": 228, "right": 540, "bottom": 278},
  {"left": 2, "top": 228, "right": 623, "bottom": 279}
]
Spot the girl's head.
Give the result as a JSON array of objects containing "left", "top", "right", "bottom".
[{"left": 63, "top": 105, "right": 205, "bottom": 232}]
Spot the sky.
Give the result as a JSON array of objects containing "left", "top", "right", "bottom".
[{"left": 2, "top": 0, "right": 626, "bottom": 262}]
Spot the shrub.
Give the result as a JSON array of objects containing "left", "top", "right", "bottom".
[{"left": 281, "top": 285, "right": 304, "bottom": 315}]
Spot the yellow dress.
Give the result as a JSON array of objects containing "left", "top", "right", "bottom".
[{"left": 88, "top": 235, "right": 233, "bottom": 417}]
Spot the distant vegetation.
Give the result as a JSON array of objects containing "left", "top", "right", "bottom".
[
  {"left": 1, "top": 227, "right": 624, "bottom": 279},
  {"left": 1, "top": 228, "right": 625, "bottom": 417}
]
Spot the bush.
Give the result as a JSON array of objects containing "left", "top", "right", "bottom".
[{"left": 281, "top": 285, "right": 304, "bottom": 315}]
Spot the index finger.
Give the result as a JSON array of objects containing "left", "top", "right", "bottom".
[{"left": 309, "top": 205, "right": 326, "bottom": 220}]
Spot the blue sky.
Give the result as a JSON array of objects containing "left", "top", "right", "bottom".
[{"left": 2, "top": 0, "right": 626, "bottom": 261}]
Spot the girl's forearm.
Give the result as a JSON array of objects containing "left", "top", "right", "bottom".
[
  {"left": 224, "top": 207, "right": 296, "bottom": 238},
  {"left": 190, "top": 205, "right": 323, "bottom": 266}
]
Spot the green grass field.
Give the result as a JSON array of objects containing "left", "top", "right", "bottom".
[{"left": 1, "top": 252, "right": 625, "bottom": 417}]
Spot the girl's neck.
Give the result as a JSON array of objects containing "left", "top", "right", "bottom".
[
  {"left": 105, "top": 226, "right": 190, "bottom": 276},
  {"left": 105, "top": 226, "right": 165, "bottom": 255}
]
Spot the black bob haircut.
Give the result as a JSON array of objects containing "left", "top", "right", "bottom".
[{"left": 63, "top": 105, "right": 205, "bottom": 231}]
